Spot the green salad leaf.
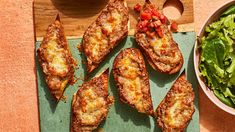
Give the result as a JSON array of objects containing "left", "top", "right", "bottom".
[
  {"left": 199, "top": 5, "right": 235, "bottom": 108},
  {"left": 221, "top": 5, "right": 235, "bottom": 17}
]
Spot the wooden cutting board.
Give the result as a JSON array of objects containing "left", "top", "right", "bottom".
[{"left": 33, "top": 0, "right": 194, "bottom": 41}]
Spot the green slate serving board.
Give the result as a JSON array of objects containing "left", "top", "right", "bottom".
[{"left": 36, "top": 32, "right": 199, "bottom": 132}]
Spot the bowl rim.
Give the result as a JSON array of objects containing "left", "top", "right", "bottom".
[{"left": 194, "top": 0, "right": 235, "bottom": 115}]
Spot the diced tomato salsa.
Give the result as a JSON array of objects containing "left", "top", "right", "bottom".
[
  {"left": 137, "top": 7, "right": 167, "bottom": 38},
  {"left": 171, "top": 21, "right": 178, "bottom": 32}
]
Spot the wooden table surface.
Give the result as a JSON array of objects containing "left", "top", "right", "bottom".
[{"left": 0, "top": 0, "right": 235, "bottom": 131}]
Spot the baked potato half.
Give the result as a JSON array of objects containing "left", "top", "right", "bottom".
[
  {"left": 113, "top": 48, "right": 154, "bottom": 115},
  {"left": 156, "top": 71, "right": 195, "bottom": 131},
  {"left": 82, "top": 0, "right": 129, "bottom": 74},
  {"left": 37, "top": 15, "right": 77, "bottom": 101},
  {"left": 135, "top": 0, "right": 183, "bottom": 74},
  {"left": 71, "top": 69, "right": 114, "bottom": 132}
]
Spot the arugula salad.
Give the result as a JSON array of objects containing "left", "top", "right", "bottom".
[{"left": 200, "top": 6, "right": 235, "bottom": 107}]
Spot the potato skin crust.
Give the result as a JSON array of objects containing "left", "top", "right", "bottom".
[
  {"left": 82, "top": 0, "right": 129, "bottom": 74},
  {"left": 135, "top": 1, "right": 183, "bottom": 74},
  {"left": 156, "top": 71, "right": 195, "bottom": 132},
  {"left": 113, "top": 48, "right": 154, "bottom": 115},
  {"left": 37, "top": 15, "right": 76, "bottom": 101},
  {"left": 71, "top": 70, "right": 114, "bottom": 132}
]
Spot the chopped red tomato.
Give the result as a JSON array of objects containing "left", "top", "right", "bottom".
[
  {"left": 151, "top": 10, "right": 160, "bottom": 18},
  {"left": 134, "top": 3, "right": 142, "bottom": 12},
  {"left": 156, "top": 28, "right": 163, "bottom": 38},
  {"left": 160, "top": 15, "right": 166, "bottom": 24},
  {"left": 141, "top": 12, "right": 152, "bottom": 20},
  {"left": 171, "top": 21, "right": 178, "bottom": 32},
  {"left": 142, "top": 27, "right": 148, "bottom": 32},
  {"left": 137, "top": 20, "right": 148, "bottom": 29}
]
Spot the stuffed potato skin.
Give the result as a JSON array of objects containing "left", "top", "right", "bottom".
[
  {"left": 156, "top": 71, "right": 195, "bottom": 132},
  {"left": 37, "top": 15, "right": 77, "bottom": 101},
  {"left": 113, "top": 48, "right": 154, "bottom": 115},
  {"left": 71, "top": 69, "right": 114, "bottom": 132},
  {"left": 82, "top": 0, "right": 129, "bottom": 74},
  {"left": 135, "top": 0, "right": 183, "bottom": 74}
]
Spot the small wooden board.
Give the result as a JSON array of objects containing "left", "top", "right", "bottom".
[{"left": 33, "top": 0, "right": 194, "bottom": 41}]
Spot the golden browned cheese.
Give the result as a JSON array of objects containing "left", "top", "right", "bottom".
[
  {"left": 71, "top": 70, "right": 114, "bottom": 132},
  {"left": 156, "top": 71, "right": 195, "bottom": 132},
  {"left": 82, "top": 0, "right": 129, "bottom": 74},
  {"left": 113, "top": 48, "right": 154, "bottom": 115},
  {"left": 37, "top": 15, "right": 77, "bottom": 101},
  {"left": 135, "top": 0, "right": 183, "bottom": 74}
]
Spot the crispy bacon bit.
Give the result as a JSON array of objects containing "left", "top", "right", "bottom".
[{"left": 171, "top": 21, "right": 178, "bottom": 32}]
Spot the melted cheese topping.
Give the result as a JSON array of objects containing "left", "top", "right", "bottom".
[
  {"left": 117, "top": 55, "right": 147, "bottom": 112},
  {"left": 119, "top": 57, "right": 139, "bottom": 79},
  {"left": 87, "top": 28, "right": 108, "bottom": 61},
  {"left": 78, "top": 87, "right": 106, "bottom": 125},
  {"left": 164, "top": 100, "right": 183, "bottom": 127},
  {"left": 84, "top": 4, "right": 126, "bottom": 65},
  {"left": 119, "top": 77, "right": 143, "bottom": 110},
  {"left": 160, "top": 81, "right": 194, "bottom": 129},
  {"left": 148, "top": 32, "right": 181, "bottom": 68},
  {"left": 150, "top": 35, "right": 170, "bottom": 50},
  {"left": 102, "top": 10, "right": 122, "bottom": 34},
  {"left": 46, "top": 39, "right": 68, "bottom": 75}
]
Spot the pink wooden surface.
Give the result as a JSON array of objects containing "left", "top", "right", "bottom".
[
  {"left": 0, "top": 0, "right": 235, "bottom": 131},
  {"left": 0, "top": 0, "right": 39, "bottom": 132}
]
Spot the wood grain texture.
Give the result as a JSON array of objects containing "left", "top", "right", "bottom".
[{"left": 33, "top": 0, "right": 194, "bottom": 40}]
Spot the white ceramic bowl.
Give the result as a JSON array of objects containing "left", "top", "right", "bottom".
[{"left": 194, "top": 1, "right": 235, "bottom": 115}]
